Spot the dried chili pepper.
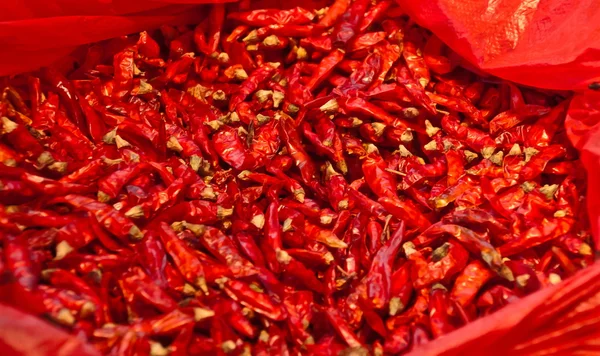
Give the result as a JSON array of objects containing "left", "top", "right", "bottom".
[{"left": 0, "top": 3, "right": 592, "bottom": 354}]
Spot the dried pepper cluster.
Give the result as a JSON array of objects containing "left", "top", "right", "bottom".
[{"left": 0, "top": 1, "right": 594, "bottom": 355}]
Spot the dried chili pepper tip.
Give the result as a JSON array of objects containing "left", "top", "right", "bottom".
[{"left": 129, "top": 225, "right": 144, "bottom": 240}]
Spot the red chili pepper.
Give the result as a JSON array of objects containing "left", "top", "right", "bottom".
[
  {"left": 50, "top": 194, "right": 143, "bottom": 242},
  {"left": 389, "top": 263, "right": 413, "bottom": 316},
  {"left": 403, "top": 40, "right": 430, "bottom": 88},
  {"left": 450, "top": 260, "right": 494, "bottom": 306},
  {"left": 405, "top": 240, "right": 469, "bottom": 289},
  {"left": 156, "top": 222, "right": 208, "bottom": 293},
  {"left": 330, "top": 0, "right": 370, "bottom": 48},
  {"left": 319, "top": 0, "right": 350, "bottom": 27},
  {"left": 325, "top": 307, "right": 362, "bottom": 348},
  {"left": 3, "top": 233, "right": 38, "bottom": 290},
  {"left": 229, "top": 7, "right": 315, "bottom": 27},
  {"left": 120, "top": 266, "right": 178, "bottom": 313},
  {"left": 229, "top": 64, "right": 276, "bottom": 110},
  {"left": 442, "top": 115, "right": 496, "bottom": 155},
  {"left": 359, "top": 221, "right": 405, "bottom": 310},
  {"left": 306, "top": 49, "right": 345, "bottom": 92},
  {"left": 429, "top": 284, "right": 456, "bottom": 337},
  {"left": 222, "top": 278, "right": 286, "bottom": 321},
  {"left": 489, "top": 105, "right": 551, "bottom": 135}
]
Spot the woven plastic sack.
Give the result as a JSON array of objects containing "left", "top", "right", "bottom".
[{"left": 1, "top": 0, "right": 600, "bottom": 355}]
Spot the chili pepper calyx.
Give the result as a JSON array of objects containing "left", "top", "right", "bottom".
[
  {"left": 186, "top": 223, "right": 207, "bottom": 236},
  {"left": 554, "top": 210, "right": 567, "bottom": 218},
  {"left": 124, "top": 205, "right": 144, "bottom": 219},
  {"left": 193, "top": 307, "right": 216, "bottom": 321},
  {"left": 523, "top": 147, "right": 539, "bottom": 162},
  {"left": 256, "top": 114, "right": 271, "bottom": 124},
  {"left": 515, "top": 274, "right": 530, "bottom": 289},
  {"left": 403, "top": 242, "right": 417, "bottom": 256},
  {"left": 273, "top": 91, "right": 285, "bottom": 108},
  {"left": 102, "top": 127, "right": 117, "bottom": 144},
  {"left": 212, "top": 90, "right": 227, "bottom": 101},
  {"left": 48, "top": 161, "right": 68, "bottom": 173},
  {"left": 255, "top": 90, "right": 273, "bottom": 103},
  {"left": 36, "top": 151, "right": 55, "bottom": 167},
  {"left": 297, "top": 46, "right": 308, "bottom": 60},
  {"left": 431, "top": 242, "right": 450, "bottom": 261},
  {"left": 129, "top": 225, "right": 144, "bottom": 240},
  {"left": 251, "top": 214, "right": 265, "bottom": 229},
  {"left": 431, "top": 283, "right": 447, "bottom": 291},
  {"left": 0, "top": 117, "right": 17, "bottom": 134},
  {"left": 214, "top": 52, "right": 229, "bottom": 64},
  {"left": 217, "top": 206, "right": 234, "bottom": 220},
  {"left": 294, "top": 189, "right": 306, "bottom": 202},
  {"left": 149, "top": 342, "right": 169, "bottom": 356},
  {"left": 320, "top": 99, "right": 339, "bottom": 113},
  {"left": 579, "top": 243, "right": 593, "bottom": 256},
  {"left": 222, "top": 340, "right": 237, "bottom": 353},
  {"left": 115, "top": 135, "right": 131, "bottom": 149},
  {"left": 80, "top": 301, "right": 97, "bottom": 319},
  {"left": 425, "top": 120, "right": 440, "bottom": 137},
  {"left": 398, "top": 145, "right": 413, "bottom": 157},
  {"left": 259, "top": 330, "right": 270, "bottom": 342},
  {"left": 539, "top": 184, "right": 558, "bottom": 200},
  {"left": 171, "top": 221, "right": 186, "bottom": 232},
  {"left": 497, "top": 264, "right": 515, "bottom": 282},
  {"left": 182, "top": 283, "right": 196, "bottom": 296},
  {"left": 205, "top": 120, "right": 223, "bottom": 132},
  {"left": 365, "top": 144, "right": 379, "bottom": 154},
  {"left": 424, "top": 140, "right": 438, "bottom": 151},
  {"left": 243, "top": 30, "right": 258, "bottom": 43},
  {"left": 282, "top": 218, "right": 294, "bottom": 232},
  {"left": 389, "top": 297, "right": 405, "bottom": 316},
  {"left": 132, "top": 79, "right": 153, "bottom": 95},
  {"left": 548, "top": 273, "right": 562, "bottom": 285},
  {"left": 3, "top": 159, "right": 17, "bottom": 167},
  {"left": 403, "top": 107, "right": 420, "bottom": 119},
  {"left": 463, "top": 150, "right": 478, "bottom": 162},
  {"left": 263, "top": 35, "right": 281, "bottom": 47},
  {"left": 336, "top": 199, "right": 349, "bottom": 212},
  {"left": 55, "top": 308, "right": 76, "bottom": 326},
  {"left": 276, "top": 249, "right": 292, "bottom": 264},
  {"left": 55, "top": 240, "right": 74, "bottom": 260},
  {"left": 508, "top": 144, "right": 522, "bottom": 156},
  {"left": 196, "top": 276, "right": 209, "bottom": 294},
  {"left": 521, "top": 181, "right": 536, "bottom": 193},
  {"left": 489, "top": 151, "right": 504, "bottom": 166},
  {"left": 481, "top": 146, "right": 495, "bottom": 159}
]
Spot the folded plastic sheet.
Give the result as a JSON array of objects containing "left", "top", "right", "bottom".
[{"left": 1, "top": 0, "right": 600, "bottom": 355}]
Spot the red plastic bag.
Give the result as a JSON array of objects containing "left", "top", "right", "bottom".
[
  {"left": 0, "top": 0, "right": 235, "bottom": 77},
  {"left": 0, "top": 302, "right": 100, "bottom": 356},
  {"left": 397, "top": 0, "right": 600, "bottom": 90},
  {"left": 1, "top": 0, "right": 600, "bottom": 355},
  {"left": 407, "top": 260, "right": 600, "bottom": 355}
]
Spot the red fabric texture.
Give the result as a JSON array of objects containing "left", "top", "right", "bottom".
[{"left": 1, "top": 0, "right": 600, "bottom": 355}]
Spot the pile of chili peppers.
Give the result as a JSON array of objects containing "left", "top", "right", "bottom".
[{"left": 0, "top": 1, "right": 594, "bottom": 355}]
